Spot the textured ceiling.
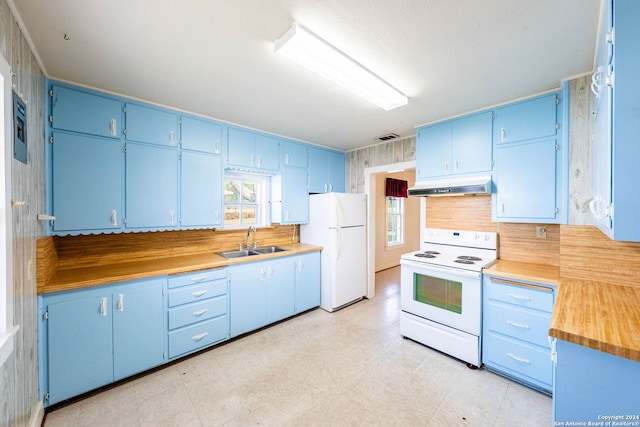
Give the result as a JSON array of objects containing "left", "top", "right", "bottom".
[{"left": 10, "top": 0, "right": 601, "bottom": 151}]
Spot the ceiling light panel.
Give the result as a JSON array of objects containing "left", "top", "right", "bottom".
[{"left": 274, "top": 23, "right": 408, "bottom": 111}]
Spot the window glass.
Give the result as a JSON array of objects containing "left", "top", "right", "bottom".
[
  {"left": 386, "top": 196, "right": 404, "bottom": 246},
  {"left": 224, "top": 174, "right": 264, "bottom": 227}
]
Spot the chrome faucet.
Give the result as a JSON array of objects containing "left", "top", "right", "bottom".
[{"left": 246, "top": 225, "right": 256, "bottom": 249}]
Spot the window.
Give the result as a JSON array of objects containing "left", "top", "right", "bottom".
[
  {"left": 386, "top": 196, "right": 404, "bottom": 246},
  {"left": 0, "top": 52, "right": 17, "bottom": 366},
  {"left": 223, "top": 173, "right": 269, "bottom": 227}
]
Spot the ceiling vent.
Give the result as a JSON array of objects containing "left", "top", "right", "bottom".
[{"left": 376, "top": 133, "right": 400, "bottom": 141}]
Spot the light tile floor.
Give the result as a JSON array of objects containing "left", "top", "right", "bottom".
[{"left": 44, "top": 266, "right": 551, "bottom": 426}]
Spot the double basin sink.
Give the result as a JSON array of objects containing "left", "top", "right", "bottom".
[{"left": 218, "top": 246, "right": 289, "bottom": 259}]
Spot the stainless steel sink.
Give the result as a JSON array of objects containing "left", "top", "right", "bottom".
[
  {"left": 252, "top": 246, "right": 289, "bottom": 254},
  {"left": 218, "top": 249, "right": 259, "bottom": 259},
  {"left": 217, "top": 246, "right": 289, "bottom": 259}
]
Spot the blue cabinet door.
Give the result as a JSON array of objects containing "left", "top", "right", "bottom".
[
  {"left": 553, "top": 339, "right": 640, "bottom": 423},
  {"left": 255, "top": 134, "right": 279, "bottom": 171},
  {"left": 180, "top": 151, "right": 223, "bottom": 227},
  {"left": 308, "top": 147, "right": 328, "bottom": 193},
  {"left": 52, "top": 132, "right": 123, "bottom": 232},
  {"left": 50, "top": 85, "right": 122, "bottom": 138},
  {"left": 265, "top": 258, "right": 295, "bottom": 324},
  {"left": 416, "top": 121, "right": 451, "bottom": 179},
  {"left": 47, "top": 292, "right": 114, "bottom": 405},
  {"left": 227, "top": 128, "right": 256, "bottom": 169},
  {"left": 327, "top": 150, "right": 346, "bottom": 192},
  {"left": 294, "top": 252, "right": 320, "bottom": 313},
  {"left": 125, "top": 103, "right": 178, "bottom": 147},
  {"left": 113, "top": 278, "right": 166, "bottom": 380},
  {"left": 281, "top": 166, "right": 310, "bottom": 224},
  {"left": 181, "top": 116, "right": 222, "bottom": 154},
  {"left": 493, "top": 94, "right": 557, "bottom": 144},
  {"left": 451, "top": 111, "right": 493, "bottom": 175},
  {"left": 494, "top": 139, "right": 557, "bottom": 220},
  {"left": 283, "top": 140, "right": 308, "bottom": 168},
  {"left": 308, "top": 147, "right": 346, "bottom": 193},
  {"left": 125, "top": 143, "right": 179, "bottom": 229},
  {"left": 229, "top": 264, "right": 266, "bottom": 337}
]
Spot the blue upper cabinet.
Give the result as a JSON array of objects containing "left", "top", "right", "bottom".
[
  {"left": 180, "top": 151, "right": 223, "bottom": 227},
  {"left": 227, "top": 128, "right": 279, "bottom": 173},
  {"left": 50, "top": 85, "right": 122, "bottom": 139},
  {"left": 125, "top": 103, "right": 179, "bottom": 147},
  {"left": 493, "top": 95, "right": 557, "bottom": 144},
  {"left": 181, "top": 116, "right": 222, "bottom": 154},
  {"left": 416, "top": 111, "right": 493, "bottom": 180},
  {"left": 308, "top": 146, "right": 345, "bottom": 193},
  {"left": 51, "top": 132, "right": 123, "bottom": 233},
  {"left": 591, "top": 0, "right": 640, "bottom": 241},
  {"left": 282, "top": 139, "right": 308, "bottom": 168},
  {"left": 492, "top": 91, "right": 567, "bottom": 224},
  {"left": 125, "top": 143, "right": 179, "bottom": 229}
]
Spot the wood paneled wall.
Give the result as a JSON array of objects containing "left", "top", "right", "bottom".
[
  {"left": 346, "top": 136, "right": 415, "bottom": 194},
  {"left": 49, "top": 225, "right": 298, "bottom": 270},
  {"left": 561, "top": 226, "right": 640, "bottom": 288},
  {"left": 0, "top": 1, "right": 46, "bottom": 425}
]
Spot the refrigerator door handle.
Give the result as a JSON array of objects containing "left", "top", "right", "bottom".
[{"left": 335, "top": 227, "right": 341, "bottom": 261}]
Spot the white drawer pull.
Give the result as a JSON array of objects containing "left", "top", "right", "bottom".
[
  {"left": 191, "top": 290, "right": 208, "bottom": 298},
  {"left": 100, "top": 297, "right": 108, "bottom": 317},
  {"left": 191, "top": 332, "right": 208, "bottom": 342},
  {"left": 507, "top": 353, "right": 530, "bottom": 364},
  {"left": 192, "top": 309, "right": 208, "bottom": 317},
  {"left": 190, "top": 275, "right": 209, "bottom": 283},
  {"left": 507, "top": 320, "right": 530, "bottom": 329},
  {"left": 507, "top": 293, "right": 530, "bottom": 301}
]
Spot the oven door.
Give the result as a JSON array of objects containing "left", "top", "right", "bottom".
[{"left": 400, "top": 258, "right": 481, "bottom": 336}]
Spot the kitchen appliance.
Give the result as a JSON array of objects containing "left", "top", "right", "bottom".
[
  {"left": 400, "top": 228, "right": 497, "bottom": 367},
  {"left": 408, "top": 175, "right": 492, "bottom": 196},
  {"left": 300, "top": 193, "right": 367, "bottom": 312}
]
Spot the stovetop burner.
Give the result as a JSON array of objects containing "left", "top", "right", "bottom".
[
  {"left": 424, "top": 251, "right": 441, "bottom": 255},
  {"left": 454, "top": 259, "right": 475, "bottom": 265},
  {"left": 457, "top": 256, "right": 482, "bottom": 261},
  {"left": 415, "top": 253, "right": 436, "bottom": 258}
]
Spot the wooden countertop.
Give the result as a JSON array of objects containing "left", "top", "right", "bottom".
[
  {"left": 40, "top": 243, "right": 321, "bottom": 294},
  {"left": 549, "top": 280, "right": 640, "bottom": 363},
  {"left": 485, "top": 260, "right": 640, "bottom": 363},
  {"left": 483, "top": 260, "right": 561, "bottom": 286}
]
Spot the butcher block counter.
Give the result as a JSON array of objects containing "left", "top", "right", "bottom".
[
  {"left": 39, "top": 243, "right": 321, "bottom": 294},
  {"left": 485, "top": 259, "right": 640, "bottom": 363},
  {"left": 549, "top": 280, "right": 640, "bottom": 363}
]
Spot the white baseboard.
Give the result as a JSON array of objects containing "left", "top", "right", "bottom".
[{"left": 29, "top": 400, "right": 44, "bottom": 427}]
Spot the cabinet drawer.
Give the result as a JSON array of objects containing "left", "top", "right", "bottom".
[
  {"left": 168, "top": 269, "right": 227, "bottom": 289},
  {"left": 168, "top": 280, "right": 227, "bottom": 307},
  {"left": 168, "top": 316, "right": 228, "bottom": 358},
  {"left": 483, "top": 332, "right": 552, "bottom": 388},
  {"left": 486, "top": 301, "right": 551, "bottom": 348},
  {"left": 168, "top": 295, "right": 227, "bottom": 330},
  {"left": 485, "top": 278, "right": 553, "bottom": 312}
]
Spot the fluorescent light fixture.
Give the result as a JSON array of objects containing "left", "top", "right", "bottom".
[{"left": 274, "top": 22, "right": 408, "bottom": 111}]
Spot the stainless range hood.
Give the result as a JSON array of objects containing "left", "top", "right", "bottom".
[{"left": 408, "top": 175, "right": 492, "bottom": 196}]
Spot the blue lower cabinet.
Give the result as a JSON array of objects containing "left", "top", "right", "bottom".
[
  {"left": 229, "top": 252, "right": 320, "bottom": 337},
  {"left": 167, "top": 268, "right": 229, "bottom": 359},
  {"left": 42, "top": 277, "right": 166, "bottom": 406},
  {"left": 482, "top": 275, "right": 555, "bottom": 394},
  {"left": 553, "top": 340, "right": 640, "bottom": 422},
  {"left": 294, "top": 252, "right": 320, "bottom": 313}
]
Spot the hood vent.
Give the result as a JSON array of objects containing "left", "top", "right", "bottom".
[{"left": 408, "top": 175, "right": 492, "bottom": 197}]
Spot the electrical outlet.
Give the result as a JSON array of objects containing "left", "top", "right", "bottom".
[{"left": 536, "top": 226, "right": 547, "bottom": 239}]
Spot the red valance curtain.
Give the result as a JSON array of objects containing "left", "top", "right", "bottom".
[{"left": 385, "top": 178, "right": 408, "bottom": 198}]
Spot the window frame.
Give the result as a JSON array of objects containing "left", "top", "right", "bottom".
[
  {"left": 386, "top": 196, "right": 404, "bottom": 247},
  {"left": 222, "top": 172, "right": 270, "bottom": 228}
]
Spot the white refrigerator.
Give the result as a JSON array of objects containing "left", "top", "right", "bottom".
[{"left": 301, "top": 193, "right": 367, "bottom": 312}]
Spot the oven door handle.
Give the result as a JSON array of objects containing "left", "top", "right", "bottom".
[{"left": 401, "top": 259, "right": 481, "bottom": 279}]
